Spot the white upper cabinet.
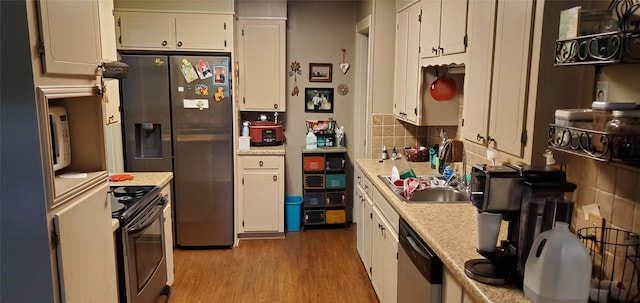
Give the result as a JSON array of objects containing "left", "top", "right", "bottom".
[
  {"left": 36, "top": 0, "right": 102, "bottom": 76},
  {"left": 394, "top": 2, "right": 421, "bottom": 124},
  {"left": 236, "top": 19, "right": 286, "bottom": 111},
  {"left": 115, "top": 11, "right": 233, "bottom": 52},
  {"left": 394, "top": 1, "right": 461, "bottom": 126},
  {"left": 419, "top": 0, "right": 468, "bottom": 63},
  {"left": 117, "top": 12, "right": 174, "bottom": 50},
  {"left": 462, "top": 0, "right": 588, "bottom": 164}
]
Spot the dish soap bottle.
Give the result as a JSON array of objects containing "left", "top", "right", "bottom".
[{"left": 306, "top": 128, "right": 317, "bottom": 150}]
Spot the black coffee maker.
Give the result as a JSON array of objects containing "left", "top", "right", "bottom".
[{"left": 464, "top": 164, "right": 576, "bottom": 285}]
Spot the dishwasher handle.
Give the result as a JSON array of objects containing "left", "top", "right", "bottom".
[{"left": 407, "top": 234, "right": 432, "bottom": 259}]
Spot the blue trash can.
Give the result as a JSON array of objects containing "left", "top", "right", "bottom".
[{"left": 285, "top": 196, "right": 303, "bottom": 232}]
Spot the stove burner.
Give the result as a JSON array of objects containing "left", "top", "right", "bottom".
[
  {"left": 110, "top": 185, "right": 161, "bottom": 224},
  {"left": 116, "top": 196, "right": 134, "bottom": 202},
  {"left": 113, "top": 186, "right": 150, "bottom": 198}
]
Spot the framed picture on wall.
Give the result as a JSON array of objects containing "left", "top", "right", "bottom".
[
  {"left": 309, "top": 63, "right": 332, "bottom": 82},
  {"left": 305, "top": 88, "right": 334, "bottom": 113}
]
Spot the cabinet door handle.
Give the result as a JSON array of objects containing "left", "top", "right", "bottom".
[
  {"left": 439, "top": 47, "right": 444, "bottom": 54},
  {"left": 432, "top": 47, "right": 438, "bottom": 54},
  {"left": 177, "top": 41, "right": 183, "bottom": 47},
  {"left": 259, "top": 160, "right": 264, "bottom": 167},
  {"left": 274, "top": 104, "right": 278, "bottom": 109},
  {"left": 161, "top": 40, "right": 167, "bottom": 46},
  {"left": 477, "top": 134, "right": 485, "bottom": 142},
  {"left": 273, "top": 175, "right": 277, "bottom": 181},
  {"left": 488, "top": 137, "right": 496, "bottom": 145}
]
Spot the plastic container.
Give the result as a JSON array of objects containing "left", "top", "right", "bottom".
[
  {"left": 306, "top": 129, "right": 317, "bottom": 150},
  {"left": 524, "top": 222, "right": 592, "bottom": 303},
  {"left": 605, "top": 110, "right": 640, "bottom": 158},
  {"left": 285, "top": 196, "right": 303, "bottom": 232}
]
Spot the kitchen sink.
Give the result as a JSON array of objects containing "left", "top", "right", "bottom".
[{"left": 377, "top": 175, "right": 470, "bottom": 203}]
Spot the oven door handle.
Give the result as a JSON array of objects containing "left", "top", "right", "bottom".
[{"left": 127, "top": 203, "right": 165, "bottom": 234}]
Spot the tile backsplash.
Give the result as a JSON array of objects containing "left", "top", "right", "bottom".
[
  {"left": 369, "top": 114, "right": 457, "bottom": 159},
  {"left": 369, "top": 113, "right": 640, "bottom": 235}
]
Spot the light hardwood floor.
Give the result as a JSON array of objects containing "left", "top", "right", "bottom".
[{"left": 167, "top": 225, "right": 379, "bottom": 303}]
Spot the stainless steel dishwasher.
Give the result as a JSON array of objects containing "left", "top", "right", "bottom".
[{"left": 398, "top": 217, "right": 443, "bottom": 303}]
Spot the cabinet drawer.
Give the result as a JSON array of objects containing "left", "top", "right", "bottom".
[
  {"left": 303, "top": 192, "right": 324, "bottom": 207},
  {"left": 326, "top": 191, "right": 345, "bottom": 206},
  {"left": 325, "top": 210, "right": 346, "bottom": 224},
  {"left": 326, "top": 174, "right": 346, "bottom": 189},
  {"left": 242, "top": 156, "right": 279, "bottom": 169},
  {"left": 303, "top": 156, "right": 325, "bottom": 171},
  {"left": 304, "top": 174, "right": 325, "bottom": 189},
  {"left": 304, "top": 210, "right": 325, "bottom": 225}
]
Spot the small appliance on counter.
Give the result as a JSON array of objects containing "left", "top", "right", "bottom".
[
  {"left": 465, "top": 164, "right": 576, "bottom": 286},
  {"left": 248, "top": 120, "right": 283, "bottom": 146}
]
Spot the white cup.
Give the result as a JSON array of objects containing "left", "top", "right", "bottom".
[{"left": 476, "top": 212, "right": 503, "bottom": 253}]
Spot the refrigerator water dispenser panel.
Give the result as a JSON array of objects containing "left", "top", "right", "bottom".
[{"left": 135, "top": 123, "right": 162, "bottom": 158}]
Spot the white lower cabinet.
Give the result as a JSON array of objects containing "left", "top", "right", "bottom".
[
  {"left": 372, "top": 206, "right": 398, "bottom": 303},
  {"left": 238, "top": 155, "right": 284, "bottom": 233},
  {"left": 443, "top": 268, "right": 463, "bottom": 303},
  {"left": 160, "top": 183, "right": 174, "bottom": 286},
  {"left": 357, "top": 169, "right": 398, "bottom": 303},
  {"left": 53, "top": 181, "right": 118, "bottom": 302}
]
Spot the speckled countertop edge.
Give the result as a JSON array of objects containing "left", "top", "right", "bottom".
[
  {"left": 356, "top": 159, "right": 531, "bottom": 303},
  {"left": 109, "top": 172, "right": 174, "bottom": 188},
  {"left": 236, "top": 145, "right": 286, "bottom": 155}
]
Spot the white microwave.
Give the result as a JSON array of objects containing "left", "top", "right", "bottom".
[{"left": 49, "top": 106, "right": 71, "bottom": 172}]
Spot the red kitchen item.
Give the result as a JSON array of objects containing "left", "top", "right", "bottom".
[
  {"left": 248, "top": 121, "right": 283, "bottom": 146},
  {"left": 430, "top": 67, "right": 456, "bottom": 101},
  {"left": 109, "top": 174, "right": 134, "bottom": 182}
]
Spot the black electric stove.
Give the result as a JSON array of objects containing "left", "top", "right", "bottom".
[{"left": 110, "top": 185, "right": 161, "bottom": 224}]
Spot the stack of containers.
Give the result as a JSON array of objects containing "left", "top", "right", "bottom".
[{"left": 592, "top": 101, "right": 639, "bottom": 155}]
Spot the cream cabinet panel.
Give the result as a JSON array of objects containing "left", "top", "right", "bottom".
[
  {"left": 239, "top": 155, "right": 284, "bottom": 233},
  {"left": 363, "top": 189, "right": 374, "bottom": 279},
  {"left": 116, "top": 12, "right": 232, "bottom": 52},
  {"left": 419, "top": 0, "right": 468, "bottom": 59},
  {"left": 461, "top": 0, "right": 496, "bottom": 145},
  {"left": 463, "top": 292, "right": 478, "bottom": 303},
  {"left": 394, "top": 3, "right": 421, "bottom": 124},
  {"left": 116, "top": 12, "right": 174, "bottom": 50},
  {"left": 36, "top": 0, "right": 102, "bottom": 76},
  {"left": 102, "top": 79, "right": 120, "bottom": 124},
  {"left": 487, "top": 0, "right": 533, "bottom": 157},
  {"left": 175, "top": 14, "right": 231, "bottom": 51},
  {"left": 371, "top": 206, "right": 398, "bottom": 303},
  {"left": 161, "top": 184, "right": 174, "bottom": 286},
  {"left": 419, "top": 0, "right": 441, "bottom": 59},
  {"left": 439, "top": 0, "right": 469, "bottom": 56},
  {"left": 53, "top": 182, "right": 118, "bottom": 303},
  {"left": 237, "top": 19, "right": 286, "bottom": 111},
  {"left": 442, "top": 268, "right": 463, "bottom": 303}
]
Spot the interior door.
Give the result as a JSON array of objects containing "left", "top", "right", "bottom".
[{"left": 53, "top": 182, "right": 118, "bottom": 303}]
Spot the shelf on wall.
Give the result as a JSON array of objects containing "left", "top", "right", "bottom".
[
  {"left": 548, "top": 123, "right": 640, "bottom": 164},
  {"left": 554, "top": 30, "right": 640, "bottom": 66}
]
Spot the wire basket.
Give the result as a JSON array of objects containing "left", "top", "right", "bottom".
[{"left": 578, "top": 227, "right": 640, "bottom": 303}]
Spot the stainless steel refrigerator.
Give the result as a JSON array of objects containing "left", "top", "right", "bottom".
[{"left": 120, "top": 54, "right": 233, "bottom": 247}]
